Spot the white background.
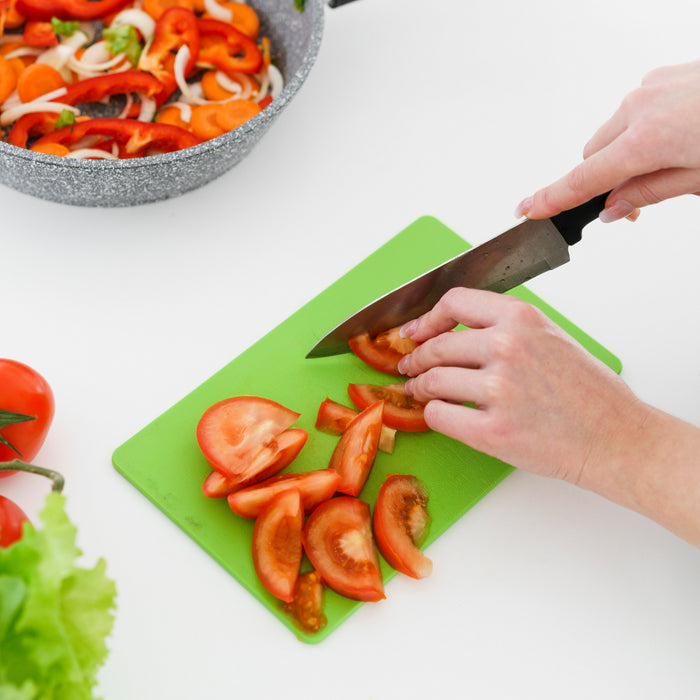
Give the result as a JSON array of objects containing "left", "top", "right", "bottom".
[{"left": 3, "top": 0, "right": 700, "bottom": 697}]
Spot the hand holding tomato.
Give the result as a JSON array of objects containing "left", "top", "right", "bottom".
[{"left": 0, "top": 359, "right": 55, "bottom": 476}]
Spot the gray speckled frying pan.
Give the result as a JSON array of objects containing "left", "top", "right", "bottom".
[{"left": 0, "top": 0, "right": 344, "bottom": 207}]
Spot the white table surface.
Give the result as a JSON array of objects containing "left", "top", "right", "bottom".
[{"left": 3, "top": 0, "right": 700, "bottom": 697}]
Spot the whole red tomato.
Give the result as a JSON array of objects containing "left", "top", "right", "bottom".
[
  {"left": 0, "top": 495, "right": 29, "bottom": 547},
  {"left": 0, "top": 359, "right": 55, "bottom": 477}
]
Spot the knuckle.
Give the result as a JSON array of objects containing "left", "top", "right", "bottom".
[
  {"left": 481, "top": 372, "right": 510, "bottom": 403},
  {"left": 564, "top": 162, "right": 589, "bottom": 195}
]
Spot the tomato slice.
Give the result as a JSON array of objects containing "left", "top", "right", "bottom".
[
  {"left": 227, "top": 468, "right": 340, "bottom": 519},
  {"left": 373, "top": 474, "right": 432, "bottom": 579},
  {"left": 196, "top": 396, "right": 301, "bottom": 486},
  {"left": 329, "top": 400, "right": 383, "bottom": 497},
  {"left": 348, "top": 325, "right": 418, "bottom": 376},
  {"left": 315, "top": 397, "right": 396, "bottom": 454},
  {"left": 0, "top": 495, "right": 29, "bottom": 547},
  {"left": 252, "top": 488, "right": 303, "bottom": 603},
  {"left": 347, "top": 383, "right": 429, "bottom": 432},
  {"left": 202, "top": 428, "right": 308, "bottom": 498},
  {"left": 284, "top": 569, "right": 327, "bottom": 634},
  {"left": 302, "top": 496, "right": 385, "bottom": 602}
]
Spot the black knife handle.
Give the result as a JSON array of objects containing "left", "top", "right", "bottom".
[{"left": 550, "top": 191, "right": 611, "bottom": 246}]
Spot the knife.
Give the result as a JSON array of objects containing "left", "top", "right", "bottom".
[{"left": 306, "top": 193, "right": 610, "bottom": 358}]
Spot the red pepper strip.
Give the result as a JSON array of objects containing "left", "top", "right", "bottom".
[
  {"left": 57, "top": 70, "right": 175, "bottom": 107},
  {"left": 15, "top": 0, "right": 132, "bottom": 21},
  {"left": 22, "top": 20, "right": 57, "bottom": 46},
  {"left": 32, "top": 117, "right": 202, "bottom": 155},
  {"left": 140, "top": 7, "right": 199, "bottom": 83},
  {"left": 7, "top": 111, "right": 60, "bottom": 148},
  {"left": 197, "top": 18, "right": 262, "bottom": 75}
]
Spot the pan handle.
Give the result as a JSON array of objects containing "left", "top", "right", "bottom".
[{"left": 327, "top": 0, "right": 361, "bottom": 7}]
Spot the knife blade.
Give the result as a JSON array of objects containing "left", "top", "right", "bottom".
[{"left": 307, "top": 193, "right": 610, "bottom": 358}]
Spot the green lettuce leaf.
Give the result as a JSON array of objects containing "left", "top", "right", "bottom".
[{"left": 0, "top": 493, "right": 117, "bottom": 699}]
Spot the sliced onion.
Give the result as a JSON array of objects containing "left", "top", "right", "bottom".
[
  {"left": 173, "top": 45, "right": 207, "bottom": 105},
  {"left": 0, "top": 100, "right": 78, "bottom": 127},
  {"left": 66, "top": 148, "right": 119, "bottom": 160},
  {"left": 36, "top": 45, "right": 76, "bottom": 80},
  {"left": 203, "top": 0, "right": 232, "bottom": 21},
  {"left": 255, "top": 69, "right": 270, "bottom": 103},
  {"left": 137, "top": 94, "right": 156, "bottom": 122},
  {"left": 117, "top": 92, "right": 134, "bottom": 119},
  {"left": 163, "top": 101, "right": 193, "bottom": 122},
  {"left": 110, "top": 9, "right": 156, "bottom": 40},
  {"left": 268, "top": 64, "right": 283, "bottom": 99},
  {"left": 3, "top": 47, "right": 43, "bottom": 60}
]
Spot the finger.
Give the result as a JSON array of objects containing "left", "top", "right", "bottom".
[
  {"left": 641, "top": 59, "right": 700, "bottom": 86},
  {"left": 582, "top": 110, "right": 628, "bottom": 160},
  {"left": 399, "top": 328, "right": 486, "bottom": 377},
  {"left": 605, "top": 167, "right": 700, "bottom": 213},
  {"left": 401, "top": 287, "right": 511, "bottom": 344},
  {"left": 519, "top": 135, "right": 648, "bottom": 220},
  {"left": 422, "top": 400, "right": 492, "bottom": 454},
  {"left": 405, "top": 366, "right": 486, "bottom": 405}
]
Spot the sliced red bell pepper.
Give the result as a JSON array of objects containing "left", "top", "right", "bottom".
[
  {"left": 140, "top": 7, "right": 199, "bottom": 83},
  {"left": 15, "top": 0, "right": 133, "bottom": 21},
  {"left": 57, "top": 70, "right": 174, "bottom": 107},
  {"left": 22, "top": 20, "right": 58, "bottom": 47},
  {"left": 197, "top": 18, "right": 262, "bottom": 75},
  {"left": 7, "top": 111, "right": 60, "bottom": 148},
  {"left": 31, "top": 117, "right": 202, "bottom": 155}
]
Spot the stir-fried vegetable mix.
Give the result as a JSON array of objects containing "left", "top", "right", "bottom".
[{"left": 0, "top": 0, "right": 283, "bottom": 158}]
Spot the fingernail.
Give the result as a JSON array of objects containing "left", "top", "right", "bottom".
[
  {"left": 404, "top": 378, "right": 414, "bottom": 395},
  {"left": 399, "top": 320, "right": 417, "bottom": 338},
  {"left": 514, "top": 196, "right": 533, "bottom": 218},
  {"left": 397, "top": 356, "right": 410, "bottom": 375},
  {"left": 626, "top": 207, "right": 641, "bottom": 222},
  {"left": 599, "top": 199, "right": 636, "bottom": 223}
]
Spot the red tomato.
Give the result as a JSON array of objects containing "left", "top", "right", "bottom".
[
  {"left": 348, "top": 326, "right": 418, "bottom": 376},
  {"left": 284, "top": 569, "right": 327, "bottom": 634},
  {"left": 0, "top": 359, "right": 55, "bottom": 477},
  {"left": 373, "top": 474, "right": 432, "bottom": 579},
  {"left": 315, "top": 397, "right": 396, "bottom": 454},
  {"left": 0, "top": 495, "right": 29, "bottom": 547},
  {"left": 329, "top": 400, "right": 383, "bottom": 497},
  {"left": 228, "top": 468, "right": 340, "bottom": 519},
  {"left": 201, "top": 428, "right": 308, "bottom": 498},
  {"left": 302, "top": 496, "right": 385, "bottom": 602},
  {"left": 252, "top": 488, "right": 303, "bottom": 603},
  {"left": 196, "top": 396, "right": 301, "bottom": 487},
  {"left": 348, "top": 382, "right": 429, "bottom": 433}
]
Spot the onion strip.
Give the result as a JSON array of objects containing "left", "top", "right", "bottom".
[
  {"left": 203, "top": 0, "right": 232, "bottom": 22},
  {"left": 0, "top": 101, "right": 78, "bottom": 127},
  {"left": 66, "top": 148, "right": 119, "bottom": 159}
]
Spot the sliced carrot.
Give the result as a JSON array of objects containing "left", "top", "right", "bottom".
[
  {"left": 6, "top": 56, "right": 25, "bottom": 78},
  {"left": 31, "top": 142, "right": 71, "bottom": 156},
  {"left": 17, "top": 63, "right": 65, "bottom": 103},
  {"left": 216, "top": 99, "right": 261, "bottom": 132},
  {"left": 142, "top": 0, "right": 194, "bottom": 20},
  {"left": 156, "top": 104, "right": 190, "bottom": 130},
  {"left": 202, "top": 2, "right": 259, "bottom": 39},
  {"left": 190, "top": 103, "right": 226, "bottom": 140},
  {"left": 0, "top": 55, "right": 17, "bottom": 104},
  {"left": 200, "top": 69, "right": 259, "bottom": 101},
  {"left": 2, "top": 0, "right": 26, "bottom": 30}
]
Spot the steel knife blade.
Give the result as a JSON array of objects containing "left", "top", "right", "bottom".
[{"left": 306, "top": 193, "right": 609, "bottom": 358}]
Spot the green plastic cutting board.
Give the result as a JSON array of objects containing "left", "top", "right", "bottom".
[{"left": 113, "top": 216, "right": 621, "bottom": 643}]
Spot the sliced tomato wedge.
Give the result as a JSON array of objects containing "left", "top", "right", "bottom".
[
  {"left": 373, "top": 474, "right": 432, "bottom": 579},
  {"left": 227, "top": 468, "right": 340, "bottom": 519},
  {"left": 284, "top": 569, "right": 327, "bottom": 635},
  {"left": 348, "top": 325, "right": 418, "bottom": 376},
  {"left": 196, "top": 396, "right": 301, "bottom": 487},
  {"left": 302, "top": 496, "right": 385, "bottom": 602},
  {"left": 202, "top": 428, "right": 308, "bottom": 498},
  {"left": 315, "top": 397, "right": 396, "bottom": 454},
  {"left": 252, "top": 488, "right": 303, "bottom": 603},
  {"left": 329, "top": 400, "right": 383, "bottom": 497},
  {"left": 348, "top": 383, "right": 429, "bottom": 432}
]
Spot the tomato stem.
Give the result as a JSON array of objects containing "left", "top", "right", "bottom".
[{"left": 0, "top": 460, "right": 64, "bottom": 492}]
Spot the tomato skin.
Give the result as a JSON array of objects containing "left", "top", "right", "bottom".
[
  {"left": 227, "top": 468, "right": 340, "bottom": 519},
  {"left": 196, "top": 396, "right": 301, "bottom": 486},
  {"left": 302, "top": 496, "right": 385, "bottom": 602},
  {"left": 0, "top": 359, "right": 55, "bottom": 477},
  {"left": 329, "top": 400, "right": 383, "bottom": 497},
  {"left": 0, "top": 495, "right": 29, "bottom": 547},
  {"left": 202, "top": 427, "right": 308, "bottom": 498},
  {"left": 348, "top": 382, "right": 429, "bottom": 433},
  {"left": 315, "top": 397, "right": 396, "bottom": 454},
  {"left": 373, "top": 474, "right": 432, "bottom": 579},
  {"left": 348, "top": 326, "right": 418, "bottom": 376},
  {"left": 252, "top": 488, "right": 303, "bottom": 603}
]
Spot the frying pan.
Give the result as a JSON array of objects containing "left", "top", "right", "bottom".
[{"left": 0, "top": 0, "right": 354, "bottom": 207}]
